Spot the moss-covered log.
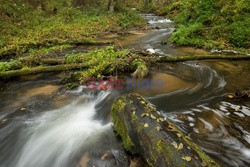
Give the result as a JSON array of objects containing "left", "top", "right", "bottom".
[
  {"left": 0, "top": 40, "right": 113, "bottom": 59},
  {"left": 158, "top": 54, "right": 250, "bottom": 62},
  {"left": 40, "top": 58, "right": 66, "bottom": 65},
  {"left": 111, "top": 93, "right": 220, "bottom": 167},
  {"left": 0, "top": 63, "right": 90, "bottom": 79}
]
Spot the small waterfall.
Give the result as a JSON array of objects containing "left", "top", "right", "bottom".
[{"left": 11, "top": 90, "right": 112, "bottom": 167}]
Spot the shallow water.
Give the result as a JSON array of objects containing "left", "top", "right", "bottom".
[{"left": 0, "top": 14, "right": 249, "bottom": 167}]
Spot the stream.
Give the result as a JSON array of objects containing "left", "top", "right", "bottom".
[{"left": 0, "top": 14, "right": 250, "bottom": 167}]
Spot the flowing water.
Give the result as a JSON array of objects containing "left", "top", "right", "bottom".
[{"left": 0, "top": 14, "right": 250, "bottom": 167}]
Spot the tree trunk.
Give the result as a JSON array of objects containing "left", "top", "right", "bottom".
[
  {"left": 111, "top": 93, "right": 220, "bottom": 167},
  {"left": 108, "top": 0, "right": 120, "bottom": 13},
  {"left": 0, "top": 63, "right": 90, "bottom": 79},
  {"left": 108, "top": 0, "right": 115, "bottom": 13}
]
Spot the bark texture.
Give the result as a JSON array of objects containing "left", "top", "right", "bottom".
[{"left": 111, "top": 93, "right": 220, "bottom": 167}]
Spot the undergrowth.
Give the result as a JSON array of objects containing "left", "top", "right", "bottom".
[
  {"left": 0, "top": 0, "right": 146, "bottom": 58},
  {"left": 63, "top": 46, "right": 148, "bottom": 83},
  {"left": 156, "top": 0, "right": 250, "bottom": 50}
]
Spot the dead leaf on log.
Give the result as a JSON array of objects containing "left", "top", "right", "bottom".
[
  {"left": 159, "top": 118, "right": 164, "bottom": 122},
  {"left": 156, "top": 126, "right": 161, "bottom": 131},
  {"left": 185, "top": 136, "right": 192, "bottom": 141},
  {"left": 182, "top": 156, "right": 192, "bottom": 162},
  {"left": 171, "top": 141, "right": 178, "bottom": 149},
  {"left": 177, "top": 133, "right": 182, "bottom": 138},
  {"left": 150, "top": 114, "right": 157, "bottom": 120},
  {"left": 178, "top": 143, "right": 183, "bottom": 150},
  {"left": 192, "top": 155, "right": 199, "bottom": 160},
  {"left": 167, "top": 124, "right": 175, "bottom": 131}
]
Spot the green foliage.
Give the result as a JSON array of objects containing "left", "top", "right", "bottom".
[
  {"left": 118, "top": 9, "right": 146, "bottom": 28},
  {"left": 0, "top": 62, "right": 11, "bottom": 72},
  {"left": 227, "top": 17, "right": 250, "bottom": 47},
  {"left": 65, "top": 46, "right": 130, "bottom": 81},
  {"left": 131, "top": 60, "right": 148, "bottom": 78},
  {"left": 0, "top": 59, "right": 21, "bottom": 72},
  {"left": 0, "top": 44, "right": 72, "bottom": 72},
  {"left": 170, "top": 23, "right": 206, "bottom": 47},
  {"left": 0, "top": 0, "right": 145, "bottom": 57},
  {"left": 162, "top": 0, "right": 250, "bottom": 49}
]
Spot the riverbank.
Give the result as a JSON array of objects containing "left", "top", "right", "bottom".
[{"left": 154, "top": 0, "right": 250, "bottom": 53}]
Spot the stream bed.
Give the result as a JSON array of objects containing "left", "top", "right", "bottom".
[{"left": 0, "top": 14, "right": 250, "bottom": 167}]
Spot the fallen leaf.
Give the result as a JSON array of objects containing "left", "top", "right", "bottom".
[
  {"left": 177, "top": 133, "right": 182, "bottom": 138},
  {"left": 228, "top": 94, "right": 234, "bottom": 99},
  {"left": 156, "top": 126, "right": 161, "bottom": 131},
  {"left": 150, "top": 114, "right": 156, "bottom": 120},
  {"left": 182, "top": 156, "right": 192, "bottom": 162},
  {"left": 185, "top": 136, "right": 192, "bottom": 141},
  {"left": 192, "top": 155, "right": 199, "bottom": 160},
  {"left": 171, "top": 141, "right": 178, "bottom": 149},
  {"left": 21, "top": 108, "right": 26, "bottom": 111},
  {"left": 178, "top": 143, "right": 183, "bottom": 150},
  {"left": 159, "top": 118, "right": 164, "bottom": 122},
  {"left": 167, "top": 124, "right": 175, "bottom": 131},
  {"left": 144, "top": 123, "right": 149, "bottom": 128}
]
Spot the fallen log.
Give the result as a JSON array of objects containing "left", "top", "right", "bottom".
[
  {"left": 0, "top": 63, "right": 90, "bottom": 79},
  {"left": 0, "top": 40, "right": 113, "bottom": 59},
  {"left": 134, "top": 50, "right": 250, "bottom": 62},
  {"left": 40, "top": 58, "right": 66, "bottom": 65},
  {"left": 111, "top": 93, "right": 220, "bottom": 167},
  {"left": 158, "top": 54, "right": 250, "bottom": 62}
]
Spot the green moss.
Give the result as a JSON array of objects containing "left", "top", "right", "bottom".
[
  {"left": 159, "top": 54, "right": 250, "bottom": 62},
  {"left": 0, "top": 1, "right": 146, "bottom": 57},
  {"left": 131, "top": 60, "right": 148, "bottom": 79},
  {"left": 155, "top": 140, "right": 173, "bottom": 165},
  {"left": 173, "top": 127, "right": 220, "bottom": 167},
  {"left": 111, "top": 98, "right": 137, "bottom": 154},
  {"left": 160, "top": 0, "right": 250, "bottom": 50}
]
